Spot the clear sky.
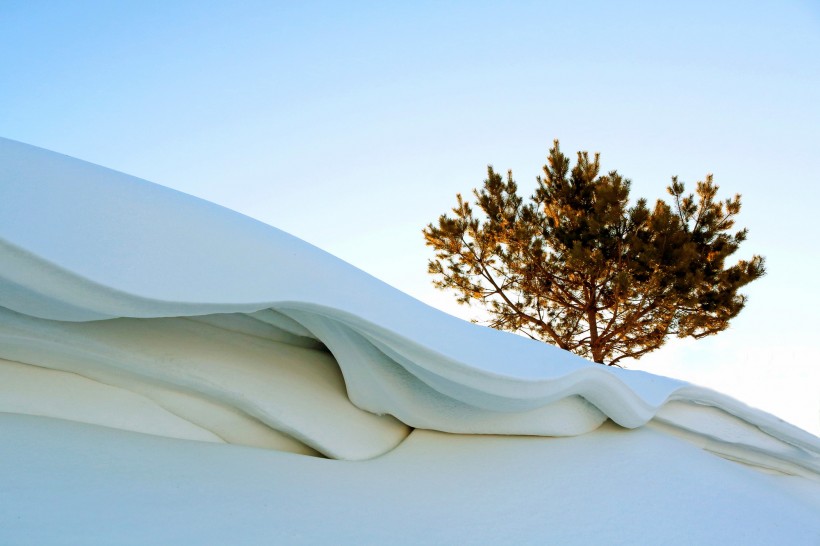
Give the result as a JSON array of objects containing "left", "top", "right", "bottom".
[{"left": 2, "top": 1, "right": 818, "bottom": 433}]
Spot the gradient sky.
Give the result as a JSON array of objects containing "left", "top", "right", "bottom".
[{"left": 2, "top": 1, "right": 819, "bottom": 433}]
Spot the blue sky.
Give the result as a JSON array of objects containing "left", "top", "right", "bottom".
[{"left": 2, "top": 0, "right": 819, "bottom": 432}]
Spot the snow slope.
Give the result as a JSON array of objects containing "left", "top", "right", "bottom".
[
  {"left": 3, "top": 415, "right": 819, "bottom": 545},
  {"left": 0, "top": 137, "right": 818, "bottom": 543}
]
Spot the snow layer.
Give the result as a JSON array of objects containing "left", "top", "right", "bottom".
[
  {"left": 0, "top": 308, "right": 401, "bottom": 459},
  {"left": 1, "top": 137, "right": 818, "bottom": 468}
]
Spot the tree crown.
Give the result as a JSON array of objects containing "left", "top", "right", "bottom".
[{"left": 423, "top": 141, "right": 765, "bottom": 366}]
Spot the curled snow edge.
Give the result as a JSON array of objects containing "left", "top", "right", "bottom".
[{"left": 0, "top": 137, "right": 817, "bottom": 476}]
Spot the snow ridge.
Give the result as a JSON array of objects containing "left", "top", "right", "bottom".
[{"left": 1, "top": 137, "right": 818, "bottom": 475}]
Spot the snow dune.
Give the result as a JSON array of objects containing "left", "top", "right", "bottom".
[{"left": 0, "top": 137, "right": 818, "bottom": 543}]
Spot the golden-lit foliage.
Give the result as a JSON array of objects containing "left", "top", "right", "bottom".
[{"left": 424, "top": 141, "right": 765, "bottom": 366}]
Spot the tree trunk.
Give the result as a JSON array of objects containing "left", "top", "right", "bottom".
[{"left": 586, "top": 284, "right": 604, "bottom": 364}]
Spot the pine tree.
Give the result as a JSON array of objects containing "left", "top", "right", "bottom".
[{"left": 423, "top": 141, "right": 765, "bottom": 366}]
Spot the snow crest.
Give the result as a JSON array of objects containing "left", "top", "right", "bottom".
[{"left": 1, "top": 138, "right": 818, "bottom": 474}]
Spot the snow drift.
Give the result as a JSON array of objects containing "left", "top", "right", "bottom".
[{"left": 0, "top": 137, "right": 818, "bottom": 544}]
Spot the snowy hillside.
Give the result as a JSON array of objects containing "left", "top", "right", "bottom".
[{"left": 0, "top": 138, "right": 818, "bottom": 544}]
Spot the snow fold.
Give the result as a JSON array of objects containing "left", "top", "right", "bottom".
[{"left": 0, "top": 137, "right": 818, "bottom": 474}]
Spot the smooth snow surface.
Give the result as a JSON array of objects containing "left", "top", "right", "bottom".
[
  {"left": 2, "top": 415, "right": 818, "bottom": 545},
  {"left": 1, "top": 138, "right": 818, "bottom": 543}
]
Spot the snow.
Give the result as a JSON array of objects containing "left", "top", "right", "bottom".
[
  {"left": 0, "top": 307, "right": 407, "bottom": 460},
  {"left": 0, "top": 137, "right": 818, "bottom": 543},
  {"left": 1, "top": 415, "right": 818, "bottom": 545}
]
